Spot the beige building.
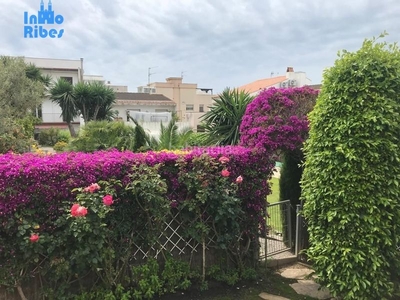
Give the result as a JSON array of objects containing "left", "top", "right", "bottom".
[
  {"left": 238, "top": 67, "right": 312, "bottom": 96},
  {"left": 138, "top": 77, "right": 216, "bottom": 129}
]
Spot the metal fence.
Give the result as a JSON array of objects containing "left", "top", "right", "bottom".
[
  {"left": 260, "top": 200, "right": 293, "bottom": 259},
  {"left": 295, "top": 203, "right": 309, "bottom": 261}
]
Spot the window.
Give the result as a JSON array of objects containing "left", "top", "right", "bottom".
[
  {"left": 60, "top": 76, "right": 73, "bottom": 84},
  {"left": 186, "top": 104, "right": 194, "bottom": 111},
  {"left": 199, "top": 104, "right": 204, "bottom": 112}
]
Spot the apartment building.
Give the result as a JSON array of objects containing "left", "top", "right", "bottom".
[{"left": 138, "top": 77, "right": 216, "bottom": 129}]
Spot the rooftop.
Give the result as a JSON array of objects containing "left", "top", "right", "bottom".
[
  {"left": 115, "top": 92, "right": 176, "bottom": 106},
  {"left": 238, "top": 76, "right": 287, "bottom": 94}
]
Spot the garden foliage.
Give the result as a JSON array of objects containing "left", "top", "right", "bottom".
[
  {"left": 0, "top": 147, "right": 274, "bottom": 298},
  {"left": 201, "top": 88, "right": 254, "bottom": 145},
  {"left": 301, "top": 35, "right": 400, "bottom": 299},
  {"left": 68, "top": 120, "right": 136, "bottom": 152}
]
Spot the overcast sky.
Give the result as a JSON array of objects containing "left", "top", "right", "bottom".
[{"left": 1, "top": 0, "right": 399, "bottom": 93}]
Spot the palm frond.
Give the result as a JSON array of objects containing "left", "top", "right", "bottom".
[{"left": 201, "top": 87, "right": 254, "bottom": 145}]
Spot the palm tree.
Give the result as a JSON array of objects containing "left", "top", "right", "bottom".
[
  {"left": 49, "top": 78, "right": 78, "bottom": 137},
  {"left": 88, "top": 81, "right": 116, "bottom": 121},
  {"left": 73, "top": 81, "right": 116, "bottom": 123},
  {"left": 152, "top": 114, "right": 193, "bottom": 150},
  {"left": 128, "top": 114, "right": 193, "bottom": 151},
  {"left": 25, "top": 64, "right": 51, "bottom": 88},
  {"left": 200, "top": 88, "right": 254, "bottom": 145},
  {"left": 73, "top": 82, "right": 92, "bottom": 124}
]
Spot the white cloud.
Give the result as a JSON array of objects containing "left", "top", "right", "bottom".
[{"left": 1, "top": 0, "right": 400, "bottom": 92}]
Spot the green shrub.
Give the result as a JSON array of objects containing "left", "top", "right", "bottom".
[
  {"left": 57, "top": 129, "right": 71, "bottom": 143},
  {"left": 38, "top": 127, "right": 59, "bottom": 146},
  {"left": 0, "top": 118, "right": 34, "bottom": 154},
  {"left": 186, "top": 132, "right": 209, "bottom": 147},
  {"left": 301, "top": 34, "right": 400, "bottom": 299},
  {"left": 53, "top": 141, "right": 68, "bottom": 152},
  {"left": 279, "top": 149, "right": 303, "bottom": 248},
  {"left": 69, "top": 120, "right": 135, "bottom": 152}
]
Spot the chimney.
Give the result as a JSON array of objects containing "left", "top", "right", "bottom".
[{"left": 286, "top": 67, "right": 294, "bottom": 72}]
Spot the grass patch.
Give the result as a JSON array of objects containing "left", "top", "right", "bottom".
[
  {"left": 267, "top": 177, "right": 280, "bottom": 204},
  {"left": 266, "top": 177, "right": 284, "bottom": 235}
]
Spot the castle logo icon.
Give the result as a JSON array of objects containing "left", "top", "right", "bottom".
[{"left": 24, "top": 0, "right": 65, "bottom": 38}]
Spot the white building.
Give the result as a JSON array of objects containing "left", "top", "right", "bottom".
[
  {"left": 238, "top": 67, "right": 312, "bottom": 96},
  {"left": 83, "top": 74, "right": 128, "bottom": 92},
  {"left": 24, "top": 57, "right": 83, "bottom": 132}
]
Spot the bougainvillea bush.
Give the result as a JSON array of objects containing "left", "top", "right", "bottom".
[
  {"left": 0, "top": 147, "right": 274, "bottom": 298},
  {"left": 239, "top": 87, "right": 318, "bottom": 248},
  {"left": 239, "top": 87, "right": 318, "bottom": 152}
]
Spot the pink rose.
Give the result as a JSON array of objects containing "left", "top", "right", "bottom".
[
  {"left": 29, "top": 234, "right": 39, "bottom": 243},
  {"left": 84, "top": 183, "right": 101, "bottom": 193},
  {"left": 219, "top": 156, "right": 230, "bottom": 164},
  {"left": 236, "top": 176, "right": 243, "bottom": 184},
  {"left": 103, "top": 195, "right": 113, "bottom": 206},
  {"left": 76, "top": 206, "right": 88, "bottom": 217},
  {"left": 71, "top": 203, "right": 80, "bottom": 216},
  {"left": 71, "top": 204, "right": 88, "bottom": 217},
  {"left": 221, "top": 169, "right": 230, "bottom": 177}
]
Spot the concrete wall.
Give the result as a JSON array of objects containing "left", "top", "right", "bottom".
[{"left": 41, "top": 99, "right": 63, "bottom": 122}]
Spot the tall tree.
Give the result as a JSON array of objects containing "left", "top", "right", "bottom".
[
  {"left": 0, "top": 56, "right": 44, "bottom": 118},
  {"left": 74, "top": 81, "right": 116, "bottom": 123},
  {"left": 0, "top": 57, "right": 45, "bottom": 153},
  {"left": 25, "top": 63, "right": 52, "bottom": 88},
  {"left": 201, "top": 88, "right": 254, "bottom": 145},
  {"left": 301, "top": 34, "right": 400, "bottom": 299},
  {"left": 49, "top": 78, "right": 78, "bottom": 137}
]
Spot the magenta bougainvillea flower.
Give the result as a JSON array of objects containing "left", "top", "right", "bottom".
[
  {"left": 0, "top": 147, "right": 275, "bottom": 236},
  {"left": 240, "top": 87, "right": 318, "bottom": 152},
  {"left": 170, "top": 200, "right": 178, "bottom": 208}
]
